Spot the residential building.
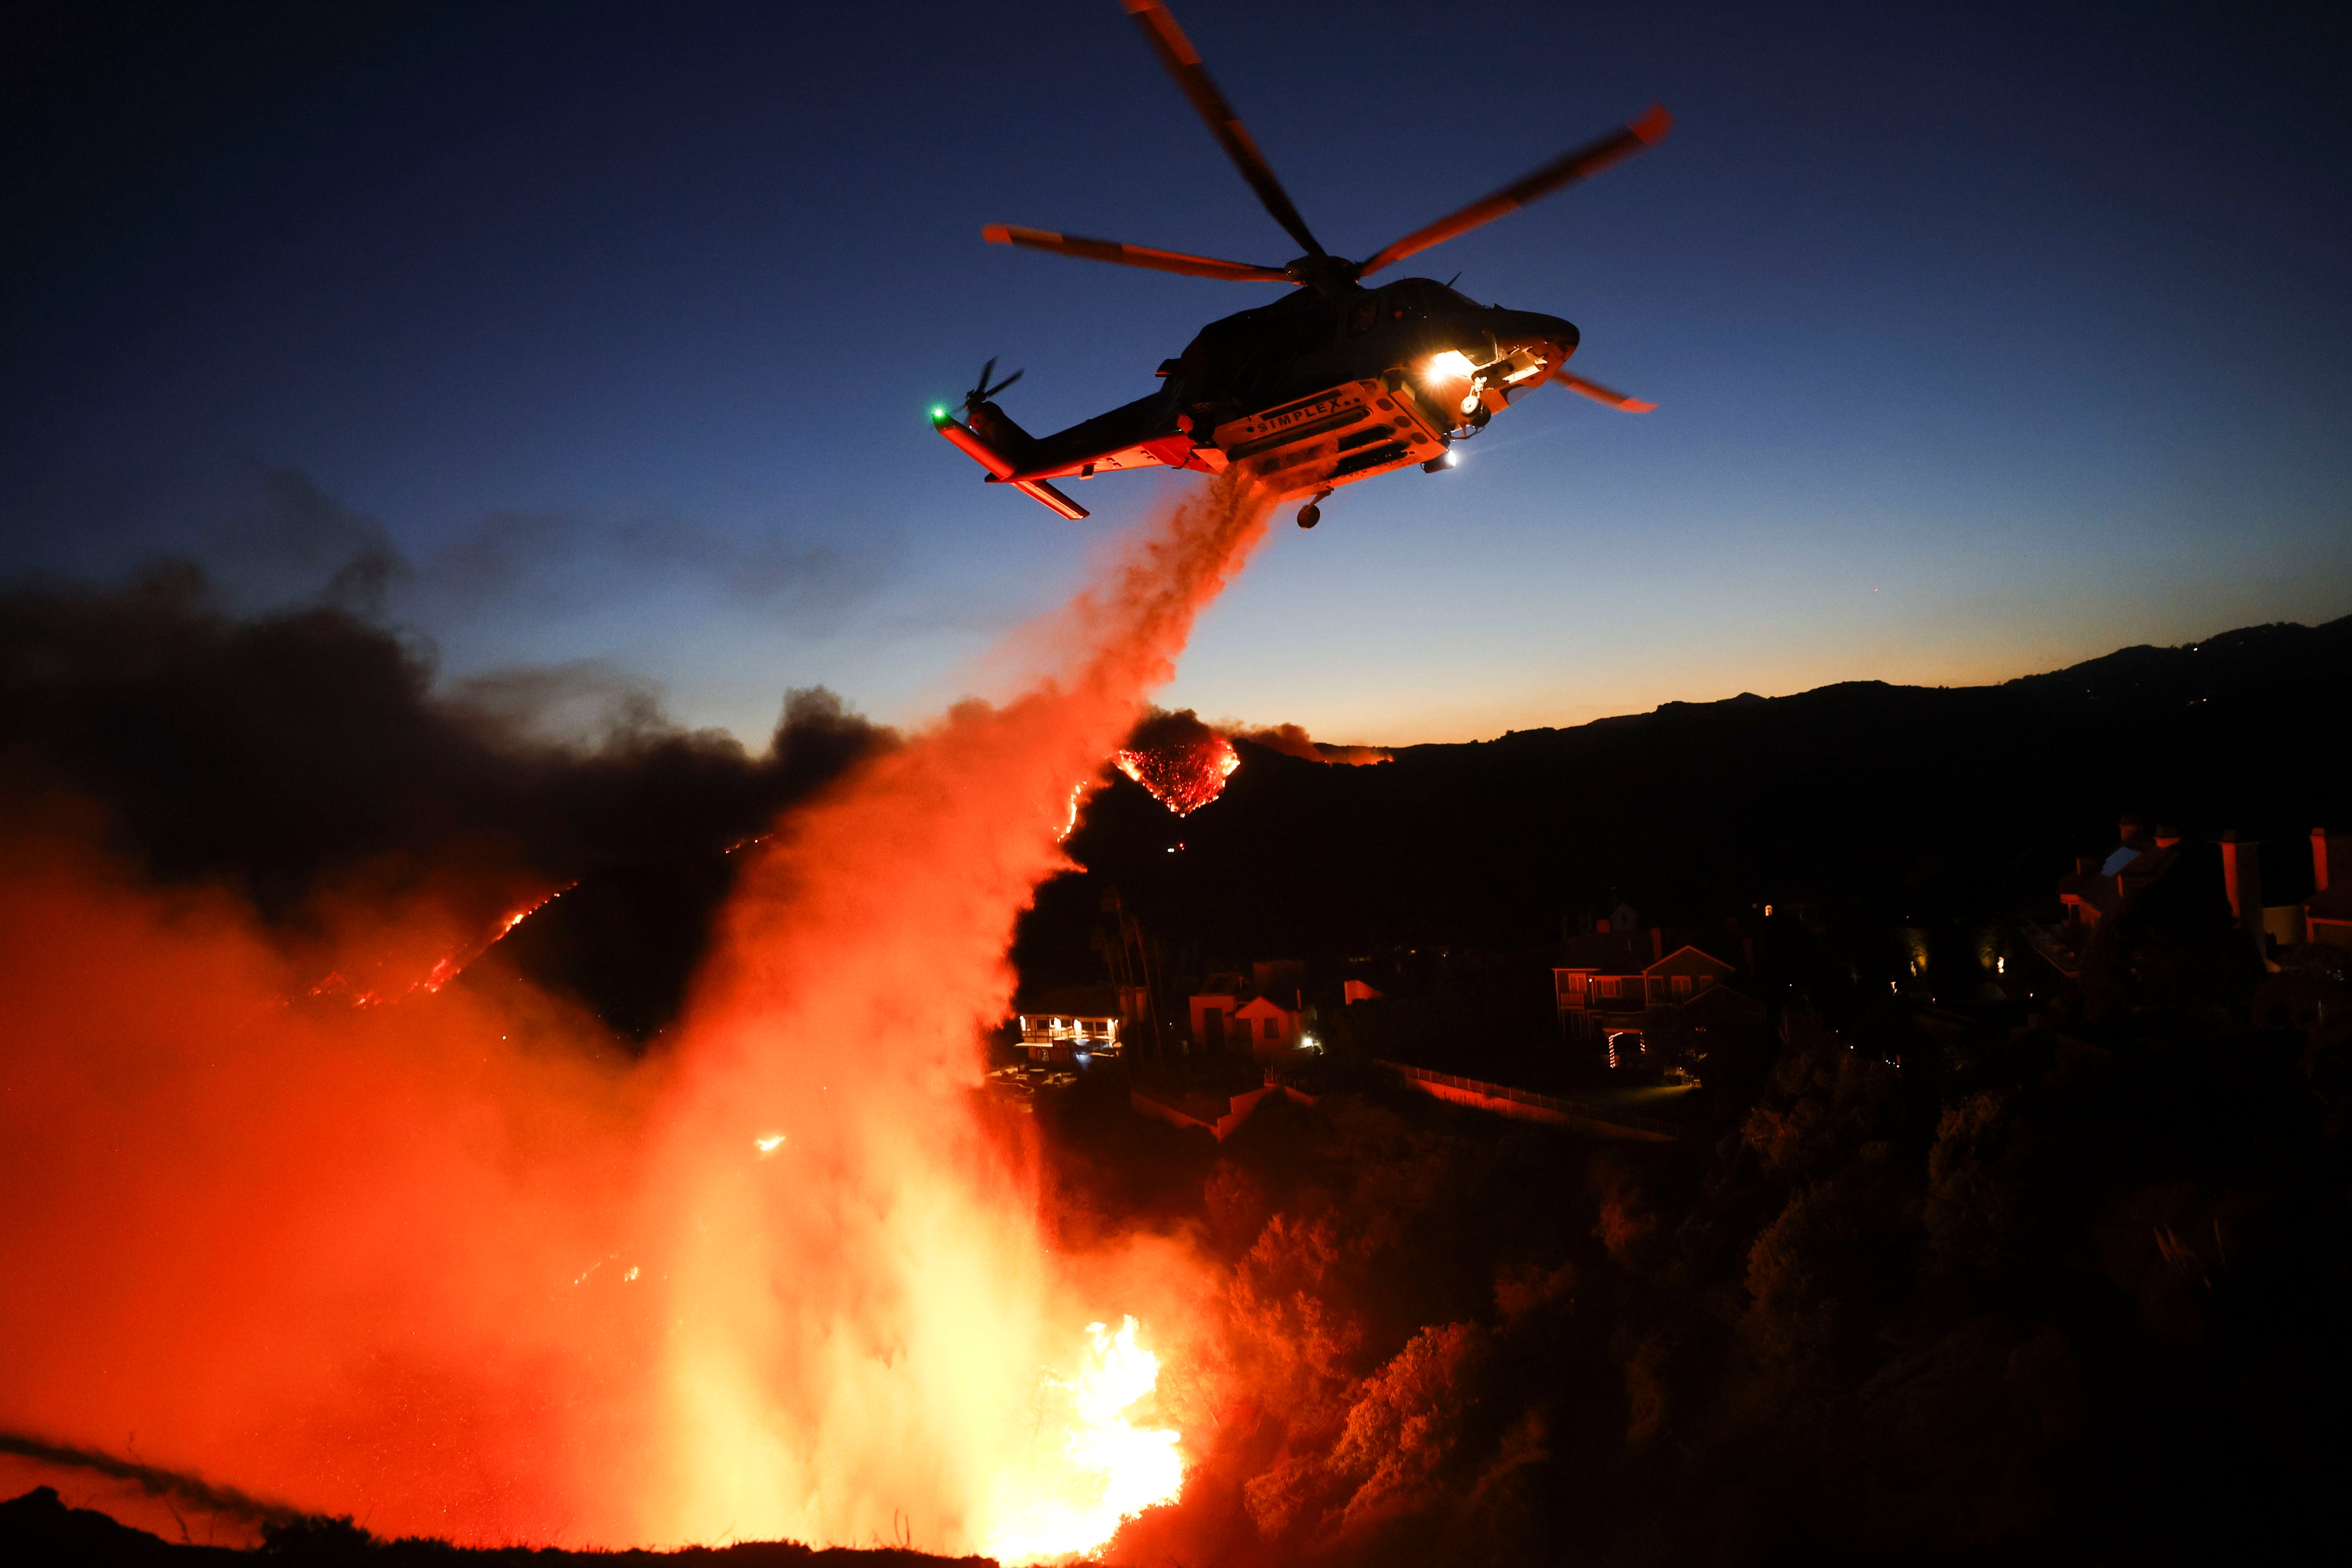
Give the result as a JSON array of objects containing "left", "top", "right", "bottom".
[
  {"left": 1553, "top": 942, "right": 1762, "bottom": 1069},
  {"left": 2055, "top": 819, "right": 2348, "bottom": 964},
  {"left": 1015, "top": 984, "right": 1143, "bottom": 1060},
  {"left": 1232, "top": 993, "right": 1303, "bottom": 1058}
]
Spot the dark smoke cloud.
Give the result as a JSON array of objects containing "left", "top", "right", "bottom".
[
  {"left": 413, "top": 503, "right": 888, "bottom": 625},
  {"left": 1123, "top": 707, "right": 1221, "bottom": 755},
  {"left": 183, "top": 465, "right": 890, "bottom": 632},
  {"left": 0, "top": 560, "right": 889, "bottom": 924},
  {"left": 0, "top": 1432, "right": 302, "bottom": 1528},
  {"left": 200, "top": 467, "right": 411, "bottom": 619}
]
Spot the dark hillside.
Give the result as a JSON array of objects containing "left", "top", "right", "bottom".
[{"left": 1036, "top": 615, "right": 2352, "bottom": 977}]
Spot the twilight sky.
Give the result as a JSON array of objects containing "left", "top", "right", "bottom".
[{"left": 4, "top": 0, "right": 2346, "bottom": 747}]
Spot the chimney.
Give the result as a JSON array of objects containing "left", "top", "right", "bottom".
[
  {"left": 2220, "top": 830, "right": 2262, "bottom": 926},
  {"left": 2154, "top": 823, "right": 2183, "bottom": 849},
  {"left": 1650, "top": 926, "right": 1664, "bottom": 964},
  {"left": 2318, "top": 827, "right": 2347, "bottom": 893},
  {"left": 2076, "top": 855, "right": 2098, "bottom": 875},
  {"left": 2120, "top": 815, "right": 2151, "bottom": 847}
]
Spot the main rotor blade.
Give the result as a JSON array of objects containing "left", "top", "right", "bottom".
[
  {"left": 1119, "top": 0, "right": 1326, "bottom": 258},
  {"left": 982, "top": 224, "right": 1291, "bottom": 283},
  {"left": 1359, "top": 104, "right": 1673, "bottom": 278},
  {"left": 1553, "top": 370, "right": 1657, "bottom": 413}
]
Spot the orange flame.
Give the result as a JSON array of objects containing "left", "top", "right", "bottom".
[{"left": 984, "top": 1318, "right": 1184, "bottom": 1564}]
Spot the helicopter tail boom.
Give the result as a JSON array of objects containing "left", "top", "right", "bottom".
[{"left": 931, "top": 408, "right": 1091, "bottom": 519}]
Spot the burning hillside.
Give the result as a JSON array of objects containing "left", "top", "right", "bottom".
[
  {"left": 1115, "top": 709, "right": 1241, "bottom": 817},
  {"left": 0, "top": 476, "right": 1275, "bottom": 1560}
]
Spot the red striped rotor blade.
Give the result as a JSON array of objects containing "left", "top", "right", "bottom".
[
  {"left": 1360, "top": 104, "right": 1672, "bottom": 278},
  {"left": 982, "top": 224, "right": 1290, "bottom": 283}
]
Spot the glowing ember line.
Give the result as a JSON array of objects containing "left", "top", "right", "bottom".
[
  {"left": 305, "top": 884, "right": 577, "bottom": 1009},
  {"left": 422, "top": 883, "right": 575, "bottom": 994}
]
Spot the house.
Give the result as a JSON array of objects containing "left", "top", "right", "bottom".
[
  {"left": 1232, "top": 994, "right": 1303, "bottom": 1058},
  {"left": 2056, "top": 818, "right": 2345, "bottom": 964},
  {"left": 1553, "top": 942, "right": 1762, "bottom": 1069},
  {"left": 2059, "top": 817, "right": 2181, "bottom": 931},
  {"left": 1015, "top": 984, "right": 1143, "bottom": 1060},
  {"left": 1189, "top": 973, "right": 1244, "bottom": 1051}
]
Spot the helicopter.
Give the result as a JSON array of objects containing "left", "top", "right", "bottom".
[{"left": 933, "top": 0, "right": 1671, "bottom": 529}]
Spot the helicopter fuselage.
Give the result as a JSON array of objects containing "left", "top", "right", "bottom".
[{"left": 936, "top": 276, "right": 1578, "bottom": 518}]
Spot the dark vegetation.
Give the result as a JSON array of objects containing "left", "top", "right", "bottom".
[
  {"left": 0, "top": 1484, "right": 987, "bottom": 1567},
  {"left": 1029, "top": 922, "right": 2352, "bottom": 1564}
]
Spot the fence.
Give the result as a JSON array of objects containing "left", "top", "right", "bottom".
[{"left": 1377, "top": 1061, "right": 1679, "bottom": 1141}]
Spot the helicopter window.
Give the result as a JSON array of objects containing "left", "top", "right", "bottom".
[{"left": 1347, "top": 299, "right": 1378, "bottom": 336}]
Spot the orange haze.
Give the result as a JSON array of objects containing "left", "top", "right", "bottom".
[{"left": 0, "top": 476, "right": 1274, "bottom": 1555}]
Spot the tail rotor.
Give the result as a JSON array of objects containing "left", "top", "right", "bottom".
[{"left": 961, "top": 357, "right": 1024, "bottom": 420}]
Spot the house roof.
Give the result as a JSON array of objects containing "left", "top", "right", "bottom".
[
  {"left": 1558, "top": 931, "right": 1650, "bottom": 971},
  {"left": 1233, "top": 994, "right": 1296, "bottom": 1019},
  {"left": 2057, "top": 868, "right": 2121, "bottom": 913},
  {"left": 1645, "top": 944, "right": 1735, "bottom": 979},
  {"left": 1018, "top": 984, "right": 1123, "bottom": 1018},
  {"left": 2118, "top": 843, "right": 2181, "bottom": 896}
]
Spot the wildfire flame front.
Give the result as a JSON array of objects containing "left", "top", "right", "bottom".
[
  {"left": 1113, "top": 734, "right": 1240, "bottom": 817},
  {"left": 984, "top": 1317, "right": 1184, "bottom": 1564}
]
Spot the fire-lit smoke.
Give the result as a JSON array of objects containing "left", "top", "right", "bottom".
[
  {"left": 0, "top": 475, "right": 1274, "bottom": 1556},
  {"left": 1228, "top": 722, "right": 1391, "bottom": 766},
  {"left": 1114, "top": 709, "right": 1241, "bottom": 817}
]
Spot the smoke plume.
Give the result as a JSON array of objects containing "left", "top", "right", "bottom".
[
  {"left": 0, "top": 561, "right": 885, "bottom": 922},
  {"left": 0, "top": 476, "right": 1274, "bottom": 1554},
  {"left": 1228, "top": 722, "right": 1390, "bottom": 766}
]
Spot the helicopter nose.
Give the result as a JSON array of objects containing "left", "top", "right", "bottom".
[{"left": 1493, "top": 310, "right": 1579, "bottom": 360}]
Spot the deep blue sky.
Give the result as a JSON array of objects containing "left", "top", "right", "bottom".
[{"left": 4, "top": 0, "right": 2346, "bottom": 745}]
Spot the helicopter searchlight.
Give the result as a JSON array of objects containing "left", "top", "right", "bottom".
[{"left": 937, "top": 0, "right": 1669, "bottom": 530}]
